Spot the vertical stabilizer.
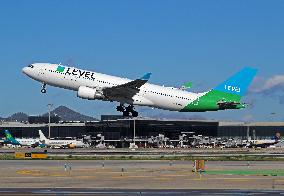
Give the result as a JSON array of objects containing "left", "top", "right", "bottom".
[
  {"left": 213, "top": 67, "right": 258, "bottom": 97},
  {"left": 4, "top": 130, "right": 20, "bottom": 145},
  {"left": 4, "top": 130, "right": 14, "bottom": 141},
  {"left": 181, "top": 67, "right": 257, "bottom": 112},
  {"left": 38, "top": 130, "right": 47, "bottom": 141}
]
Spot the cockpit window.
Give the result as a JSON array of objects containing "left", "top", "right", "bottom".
[{"left": 28, "top": 64, "right": 34, "bottom": 68}]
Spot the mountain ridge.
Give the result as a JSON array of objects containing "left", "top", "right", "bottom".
[{"left": 1, "top": 106, "right": 98, "bottom": 122}]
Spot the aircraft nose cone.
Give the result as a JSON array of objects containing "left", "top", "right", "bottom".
[{"left": 22, "top": 67, "right": 28, "bottom": 74}]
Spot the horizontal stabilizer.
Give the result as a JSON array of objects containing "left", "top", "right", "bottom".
[{"left": 217, "top": 101, "right": 246, "bottom": 110}]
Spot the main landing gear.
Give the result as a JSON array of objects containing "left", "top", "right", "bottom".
[
  {"left": 41, "top": 83, "right": 47, "bottom": 94},
  {"left": 116, "top": 104, "right": 138, "bottom": 117}
]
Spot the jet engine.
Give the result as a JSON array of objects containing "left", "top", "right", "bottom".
[{"left": 77, "top": 86, "right": 104, "bottom": 100}]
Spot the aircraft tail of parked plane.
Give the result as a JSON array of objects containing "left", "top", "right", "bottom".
[
  {"left": 4, "top": 130, "right": 21, "bottom": 145},
  {"left": 39, "top": 130, "right": 47, "bottom": 142}
]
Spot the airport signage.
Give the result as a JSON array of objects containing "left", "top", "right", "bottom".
[{"left": 15, "top": 152, "right": 47, "bottom": 159}]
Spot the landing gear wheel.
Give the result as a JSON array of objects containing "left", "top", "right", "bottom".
[
  {"left": 118, "top": 104, "right": 138, "bottom": 117},
  {"left": 123, "top": 111, "right": 130, "bottom": 117},
  {"left": 41, "top": 83, "right": 47, "bottom": 94},
  {"left": 116, "top": 105, "right": 124, "bottom": 112},
  {"left": 41, "top": 88, "right": 47, "bottom": 94},
  {"left": 131, "top": 111, "right": 138, "bottom": 117},
  {"left": 126, "top": 105, "right": 134, "bottom": 112}
]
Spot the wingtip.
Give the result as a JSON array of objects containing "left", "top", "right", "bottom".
[{"left": 141, "top": 72, "right": 152, "bottom": 80}]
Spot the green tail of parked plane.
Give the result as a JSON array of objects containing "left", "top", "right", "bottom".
[{"left": 4, "top": 130, "right": 21, "bottom": 145}]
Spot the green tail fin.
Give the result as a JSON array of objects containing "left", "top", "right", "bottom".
[{"left": 181, "top": 67, "right": 257, "bottom": 112}]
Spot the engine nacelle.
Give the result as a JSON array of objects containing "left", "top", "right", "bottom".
[{"left": 77, "top": 86, "right": 104, "bottom": 100}]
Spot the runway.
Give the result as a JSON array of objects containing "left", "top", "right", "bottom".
[
  {"left": 2, "top": 148, "right": 284, "bottom": 161},
  {"left": 0, "top": 188, "right": 283, "bottom": 196}
]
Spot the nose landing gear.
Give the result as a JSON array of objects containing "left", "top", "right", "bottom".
[
  {"left": 116, "top": 104, "right": 138, "bottom": 117},
  {"left": 41, "top": 83, "right": 47, "bottom": 94},
  {"left": 131, "top": 110, "right": 138, "bottom": 118}
]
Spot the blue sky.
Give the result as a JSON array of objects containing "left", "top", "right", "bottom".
[{"left": 1, "top": 0, "right": 284, "bottom": 121}]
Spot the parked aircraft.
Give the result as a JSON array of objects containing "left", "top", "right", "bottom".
[
  {"left": 247, "top": 139, "right": 279, "bottom": 148},
  {"left": 38, "top": 130, "right": 87, "bottom": 148},
  {"left": 22, "top": 64, "right": 257, "bottom": 117},
  {"left": 4, "top": 130, "right": 39, "bottom": 147}
]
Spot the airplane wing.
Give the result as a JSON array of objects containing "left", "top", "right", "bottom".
[{"left": 103, "top": 73, "right": 151, "bottom": 100}]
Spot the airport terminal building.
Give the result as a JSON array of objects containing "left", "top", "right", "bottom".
[{"left": 0, "top": 115, "right": 283, "bottom": 140}]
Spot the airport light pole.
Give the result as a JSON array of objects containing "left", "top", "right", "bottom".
[
  {"left": 47, "top": 104, "right": 53, "bottom": 139},
  {"left": 133, "top": 118, "right": 136, "bottom": 146}
]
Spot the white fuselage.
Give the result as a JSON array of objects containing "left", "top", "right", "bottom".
[
  {"left": 23, "top": 63, "right": 205, "bottom": 111},
  {"left": 16, "top": 138, "right": 39, "bottom": 146},
  {"left": 44, "top": 139, "right": 86, "bottom": 148},
  {"left": 38, "top": 130, "right": 86, "bottom": 148}
]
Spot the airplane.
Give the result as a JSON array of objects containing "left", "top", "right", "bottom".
[
  {"left": 3, "top": 130, "right": 39, "bottom": 147},
  {"left": 247, "top": 139, "right": 279, "bottom": 148},
  {"left": 38, "top": 130, "right": 87, "bottom": 148},
  {"left": 22, "top": 63, "right": 257, "bottom": 117}
]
